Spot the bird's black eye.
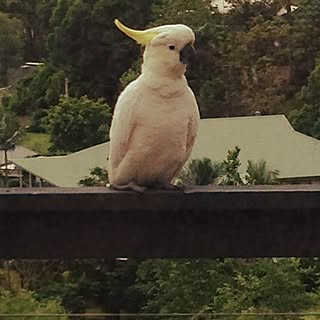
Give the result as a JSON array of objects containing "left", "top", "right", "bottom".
[{"left": 169, "top": 45, "right": 175, "bottom": 50}]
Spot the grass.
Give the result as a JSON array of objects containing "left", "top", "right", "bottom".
[
  {"left": 20, "top": 132, "right": 51, "bottom": 155},
  {"left": 17, "top": 115, "right": 33, "bottom": 128}
]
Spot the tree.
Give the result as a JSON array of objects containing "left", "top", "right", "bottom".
[
  {"left": 0, "top": 12, "right": 23, "bottom": 86},
  {"left": 178, "top": 158, "right": 223, "bottom": 186},
  {"left": 119, "top": 0, "right": 233, "bottom": 118},
  {"left": 47, "top": 95, "right": 111, "bottom": 153},
  {"left": 290, "top": 103, "right": 320, "bottom": 139},
  {"left": 290, "top": 0, "right": 320, "bottom": 83},
  {"left": 224, "top": 14, "right": 293, "bottom": 115},
  {"left": 27, "top": 259, "right": 145, "bottom": 315},
  {"left": 290, "top": 58, "right": 320, "bottom": 139},
  {"left": 212, "top": 259, "right": 317, "bottom": 319},
  {"left": 218, "top": 146, "right": 243, "bottom": 185},
  {"left": 0, "top": 106, "right": 20, "bottom": 187},
  {"left": 150, "top": 0, "right": 230, "bottom": 118},
  {"left": 9, "top": 64, "right": 66, "bottom": 116},
  {"left": 0, "top": 0, "right": 6, "bottom": 11},
  {"left": 136, "top": 258, "right": 320, "bottom": 319},
  {"left": 151, "top": 0, "right": 213, "bottom": 28},
  {"left": 78, "top": 167, "right": 109, "bottom": 186},
  {"left": 179, "top": 152, "right": 280, "bottom": 187},
  {"left": 245, "top": 159, "right": 279, "bottom": 185},
  {"left": 0, "top": 289, "right": 67, "bottom": 319},
  {"left": 4, "top": 0, "right": 58, "bottom": 60},
  {"left": 48, "top": 0, "right": 155, "bottom": 103},
  {"left": 136, "top": 259, "right": 235, "bottom": 315}
]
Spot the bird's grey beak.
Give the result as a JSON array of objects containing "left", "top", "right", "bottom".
[{"left": 180, "top": 43, "right": 196, "bottom": 65}]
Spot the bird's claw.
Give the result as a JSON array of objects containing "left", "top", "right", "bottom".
[
  {"left": 110, "top": 182, "right": 147, "bottom": 193},
  {"left": 157, "top": 183, "right": 184, "bottom": 191}
]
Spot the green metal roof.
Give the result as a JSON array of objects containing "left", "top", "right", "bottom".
[
  {"left": 12, "top": 115, "right": 320, "bottom": 187},
  {"left": 191, "top": 115, "right": 320, "bottom": 179},
  {"left": 0, "top": 145, "right": 37, "bottom": 165},
  {"left": 13, "top": 142, "right": 109, "bottom": 187}
]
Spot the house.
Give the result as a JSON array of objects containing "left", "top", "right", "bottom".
[
  {"left": 277, "top": 4, "right": 298, "bottom": 16},
  {"left": 211, "top": 0, "right": 297, "bottom": 15},
  {"left": 0, "top": 145, "right": 38, "bottom": 187},
  {"left": 211, "top": 0, "right": 265, "bottom": 14},
  {"left": 211, "top": 0, "right": 233, "bottom": 13},
  {"left": 13, "top": 143, "right": 109, "bottom": 187},
  {"left": 11, "top": 115, "right": 320, "bottom": 187},
  {"left": 192, "top": 115, "right": 320, "bottom": 183},
  {"left": 0, "top": 145, "right": 37, "bottom": 165}
]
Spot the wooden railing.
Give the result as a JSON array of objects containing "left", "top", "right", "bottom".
[{"left": 1, "top": 185, "right": 320, "bottom": 258}]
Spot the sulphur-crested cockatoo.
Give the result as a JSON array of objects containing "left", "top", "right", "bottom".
[{"left": 109, "top": 19, "right": 200, "bottom": 192}]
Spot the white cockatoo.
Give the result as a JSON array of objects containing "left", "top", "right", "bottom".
[{"left": 109, "top": 19, "right": 200, "bottom": 192}]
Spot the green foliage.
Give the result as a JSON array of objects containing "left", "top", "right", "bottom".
[
  {"left": 178, "top": 152, "right": 279, "bottom": 187},
  {"left": 290, "top": 59, "right": 320, "bottom": 139},
  {"left": 0, "top": 12, "right": 23, "bottom": 86},
  {"left": 245, "top": 159, "right": 280, "bottom": 185},
  {"left": 2, "top": 1, "right": 320, "bottom": 318},
  {"left": 48, "top": 0, "right": 154, "bottom": 103},
  {"left": 47, "top": 95, "right": 111, "bottom": 153},
  {"left": 151, "top": 0, "right": 213, "bottom": 28},
  {"left": 151, "top": 0, "right": 229, "bottom": 117},
  {"left": 78, "top": 167, "right": 109, "bottom": 187},
  {"left": 120, "top": 59, "right": 142, "bottom": 90},
  {"left": 6, "top": 0, "right": 320, "bottom": 123},
  {"left": 291, "top": 0, "right": 320, "bottom": 69},
  {"left": 9, "top": 65, "right": 66, "bottom": 116},
  {"left": 0, "top": 289, "right": 67, "bottom": 319},
  {"left": 0, "top": 106, "right": 19, "bottom": 150},
  {"left": 299, "top": 58, "right": 320, "bottom": 105},
  {"left": 136, "top": 259, "right": 235, "bottom": 314},
  {"left": 219, "top": 146, "right": 243, "bottom": 185},
  {"left": 224, "top": 14, "right": 293, "bottom": 115},
  {"left": 179, "top": 158, "right": 223, "bottom": 186},
  {"left": 25, "top": 259, "right": 145, "bottom": 314},
  {"left": 29, "top": 109, "right": 50, "bottom": 133},
  {"left": 213, "top": 259, "right": 317, "bottom": 318},
  {"left": 0, "top": 108, "right": 21, "bottom": 185},
  {"left": 136, "top": 258, "right": 320, "bottom": 318},
  {"left": 137, "top": 258, "right": 320, "bottom": 317},
  {"left": 4, "top": 0, "right": 58, "bottom": 60},
  {"left": 198, "top": 79, "right": 226, "bottom": 117},
  {"left": 20, "top": 132, "right": 51, "bottom": 155},
  {"left": 290, "top": 104, "right": 320, "bottom": 139}
]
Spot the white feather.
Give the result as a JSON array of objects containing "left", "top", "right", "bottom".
[{"left": 109, "top": 23, "right": 200, "bottom": 188}]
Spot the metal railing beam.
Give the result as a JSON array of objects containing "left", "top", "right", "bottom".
[{"left": 1, "top": 185, "right": 320, "bottom": 258}]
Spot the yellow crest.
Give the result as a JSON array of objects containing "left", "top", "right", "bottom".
[{"left": 114, "top": 19, "right": 158, "bottom": 45}]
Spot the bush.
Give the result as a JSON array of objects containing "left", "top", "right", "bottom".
[
  {"left": 245, "top": 159, "right": 279, "bottom": 185},
  {"left": 29, "top": 109, "right": 49, "bottom": 133},
  {"left": 47, "top": 96, "right": 112, "bottom": 153},
  {"left": 79, "top": 167, "right": 109, "bottom": 186},
  {"left": 179, "top": 158, "right": 223, "bottom": 186},
  {"left": 0, "top": 290, "right": 68, "bottom": 319}
]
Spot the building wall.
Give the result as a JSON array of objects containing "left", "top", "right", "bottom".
[
  {"left": 211, "top": 0, "right": 232, "bottom": 13},
  {"left": 211, "top": 0, "right": 262, "bottom": 13}
]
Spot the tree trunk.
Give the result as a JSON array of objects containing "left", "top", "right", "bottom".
[
  {"left": 0, "top": 58, "right": 9, "bottom": 87},
  {"left": 5, "top": 261, "right": 11, "bottom": 290}
]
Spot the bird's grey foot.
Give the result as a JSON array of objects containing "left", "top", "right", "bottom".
[{"left": 111, "top": 182, "right": 147, "bottom": 193}]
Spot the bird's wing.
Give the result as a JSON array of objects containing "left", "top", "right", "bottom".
[
  {"left": 186, "top": 89, "right": 200, "bottom": 157},
  {"left": 109, "top": 81, "right": 139, "bottom": 171},
  {"left": 171, "top": 89, "right": 199, "bottom": 180}
]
